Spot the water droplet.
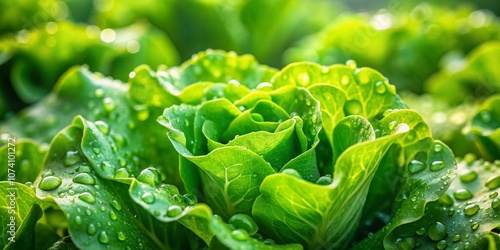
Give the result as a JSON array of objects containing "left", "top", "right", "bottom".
[
  {"left": 112, "top": 134, "right": 126, "bottom": 147},
  {"left": 114, "top": 168, "right": 129, "bottom": 179},
  {"left": 100, "top": 161, "right": 115, "bottom": 175},
  {"left": 229, "top": 214, "right": 259, "bottom": 236},
  {"left": 183, "top": 194, "right": 198, "bottom": 206},
  {"left": 489, "top": 192, "right": 498, "bottom": 199},
  {"left": 297, "top": 73, "right": 310, "bottom": 86},
  {"left": 64, "top": 151, "right": 81, "bottom": 166},
  {"left": 282, "top": 169, "right": 302, "bottom": 179},
  {"left": 436, "top": 240, "right": 448, "bottom": 249},
  {"left": 388, "top": 121, "right": 398, "bottom": 130},
  {"left": 344, "top": 100, "right": 362, "bottom": 115},
  {"left": 39, "top": 176, "right": 62, "bottom": 191},
  {"left": 464, "top": 203, "right": 480, "bottom": 216},
  {"left": 88, "top": 224, "right": 96, "bottom": 235},
  {"left": 256, "top": 82, "right": 273, "bottom": 90},
  {"left": 470, "top": 222, "right": 479, "bottom": 230},
  {"left": 428, "top": 222, "right": 447, "bottom": 241},
  {"left": 452, "top": 234, "right": 461, "bottom": 242},
  {"left": 98, "top": 231, "right": 110, "bottom": 244},
  {"left": 346, "top": 60, "right": 357, "bottom": 69},
  {"left": 117, "top": 232, "right": 126, "bottom": 241},
  {"left": 102, "top": 97, "right": 116, "bottom": 112},
  {"left": 454, "top": 189, "right": 473, "bottom": 200},
  {"left": 134, "top": 105, "right": 150, "bottom": 121},
  {"left": 93, "top": 148, "right": 100, "bottom": 155},
  {"left": 416, "top": 227, "right": 426, "bottom": 235},
  {"left": 231, "top": 229, "right": 249, "bottom": 241},
  {"left": 434, "top": 144, "right": 442, "bottom": 152},
  {"left": 356, "top": 70, "right": 370, "bottom": 84},
  {"left": 75, "top": 216, "right": 82, "bottom": 225},
  {"left": 95, "top": 121, "right": 110, "bottom": 135},
  {"left": 263, "top": 239, "right": 275, "bottom": 245},
  {"left": 408, "top": 160, "right": 426, "bottom": 174},
  {"left": 485, "top": 176, "right": 500, "bottom": 189},
  {"left": 375, "top": 81, "right": 386, "bottom": 94},
  {"left": 73, "top": 173, "right": 95, "bottom": 185},
  {"left": 340, "top": 74, "right": 350, "bottom": 85},
  {"left": 161, "top": 184, "right": 179, "bottom": 195},
  {"left": 460, "top": 169, "right": 477, "bottom": 183},
  {"left": 492, "top": 198, "right": 500, "bottom": 209},
  {"left": 397, "top": 237, "right": 415, "bottom": 250},
  {"left": 95, "top": 88, "right": 104, "bottom": 98},
  {"left": 109, "top": 211, "right": 117, "bottom": 220},
  {"left": 166, "top": 205, "right": 182, "bottom": 217},
  {"left": 141, "top": 192, "right": 155, "bottom": 204},
  {"left": 316, "top": 176, "right": 333, "bottom": 185},
  {"left": 439, "top": 193, "right": 454, "bottom": 206},
  {"left": 430, "top": 161, "right": 446, "bottom": 171},
  {"left": 111, "top": 200, "right": 122, "bottom": 210},
  {"left": 137, "top": 168, "right": 162, "bottom": 187},
  {"left": 79, "top": 192, "right": 96, "bottom": 204}
]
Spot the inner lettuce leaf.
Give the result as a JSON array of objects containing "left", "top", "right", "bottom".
[{"left": 159, "top": 84, "right": 322, "bottom": 218}]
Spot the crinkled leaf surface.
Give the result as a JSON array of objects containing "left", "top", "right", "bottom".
[
  {"left": 0, "top": 182, "right": 42, "bottom": 249},
  {"left": 252, "top": 115, "right": 406, "bottom": 249}
]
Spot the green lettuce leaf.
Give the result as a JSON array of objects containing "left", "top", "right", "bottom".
[
  {"left": 465, "top": 94, "right": 500, "bottom": 160},
  {"left": 0, "top": 182, "right": 42, "bottom": 249}
]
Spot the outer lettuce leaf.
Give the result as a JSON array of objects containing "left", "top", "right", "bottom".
[
  {"left": 465, "top": 94, "right": 500, "bottom": 160},
  {"left": 159, "top": 85, "right": 322, "bottom": 218},
  {"left": 0, "top": 139, "right": 45, "bottom": 183},
  {"left": 358, "top": 157, "right": 500, "bottom": 249},
  {"left": 0, "top": 182, "right": 42, "bottom": 249},
  {"left": 252, "top": 115, "right": 407, "bottom": 249},
  {"left": 426, "top": 41, "right": 500, "bottom": 105}
]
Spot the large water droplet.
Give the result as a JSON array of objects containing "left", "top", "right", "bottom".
[
  {"left": 183, "top": 194, "right": 198, "bottom": 206},
  {"left": 166, "top": 205, "right": 183, "bottom": 217},
  {"left": 408, "top": 160, "right": 426, "bottom": 174},
  {"left": 430, "top": 161, "right": 446, "bottom": 171},
  {"left": 98, "top": 231, "right": 110, "bottom": 244},
  {"left": 428, "top": 222, "right": 447, "bottom": 241},
  {"left": 95, "top": 121, "right": 110, "bottom": 135},
  {"left": 117, "top": 231, "right": 126, "bottom": 241},
  {"left": 340, "top": 74, "right": 350, "bottom": 85},
  {"left": 316, "top": 176, "right": 333, "bottom": 185},
  {"left": 297, "top": 73, "right": 310, "bottom": 86},
  {"left": 134, "top": 105, "right": 150, "bottom": 121},
  {"left": 88, "top": 224, "right": 96, "bottom": 235},
  {"left": 114, "top": 168, "right": 129, "bottom": 179},
  {"left": 485, "top": 176, "right": 500, "bottom": 190},
  {"left": 141, "top": 192, "right": 155, "bottom": 204},
  {"left": 434, "top": 144, "right": 442, "bottom": 152},
  {"left": 101, "top": 161, "right": 115, "bottom": 175},
  {"left": 137, "top": 168, "right": 162, "bottom": 187},
  {"left": 375, "top": 81, "right": 387, "bottom": 94},
  {"left": 454, "top": 189, "right": 473, "bottom": 200},
  {"left": 397, "top": 237, "right": 415, "bottom": 250},
  {"left": 73, "top": 173, "right": 95, "bottom": 185},
  {"left": 64, "top": 151, "right": 81, "bottom": 166},
  {"left": 436, "top": 240, "right": 448, "bottom": 250},
  {"left": 39, "top": 176, "right": 62, "bottom": 191},
  {"left": 464, "top": 203, "right": 480, "bottom": 216},
  {"left": 229, "top": 214, "right": 259, "bottom": 236},
  {"left": 344, "top": 100, "right": 362, "bottom": 116},
  {"left": 492, "top": 198, "right": 500, "bottom": 209},
  {"left": 102, "top": 97, "right": 116, "bottom": 112},
  {"left": 111, "top": 200, "right": 122, "bottom": 210},
  {"left": 75, "top": 216, "right": 82, "bottom": 225},
  {"left": 231, "top": 229, "right": 249, "bottom": 241},
  {"left": 346, "top": 60, "right": 357, "bottom": 69},
  {"left": 459, "top": 169, "right": 477, "bottom": 183},
  {"left": 79, "top": 192, "right": 96, "bottom": 203},
  {"left": 282, "top": 169, "right": 302, "bottom": 179},
  {"left": 109, "top": 211, "right": 117, "bottom": 220}
]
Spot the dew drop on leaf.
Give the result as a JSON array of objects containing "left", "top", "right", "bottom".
[
  {"left": 485, "top": 176, "right": 500, "bottom": 190},
  {"left": 375, "top": 81, "right": 387, "bottom": 94},
  {"left": 434, "top": 144, "right": 442, "bottom": 152},
  {"left": 102, "top": 97, "right": 116, "bottom": 112},
  {"left": 64, "top": 151, "right": 81, "bottom": 166},
  {"left": 346, "top": 59, "right": 357, "bottom": 69},
  {"left": 232, "top": 229, "right": 249, "bottom": 241},
  {"left": 183, "top": 194, "right": 198, "bottom": 206},
  {"left": 454, "top": 189, "right": 473, "bottom": 200},
  {"left": 428, "top": 222, "right": 447, "bottom": 241},
  {"left": 111, "top": 200, "right": 122, "bottom": 211},
  {"left": 73, "top": 173, "right": 95, "bottom": 185},
  {"left": 101, "top": 161, "right": 115, "bottom": 175},
  {"left": 282, "top": 169, "right": 302, "bottom": 179},
  {"left": 340, "top": 74, "right": 350, "bottom": 85},
  {"left": 408, "top": 160, "right": 426, "bottom": 174},
  {"left": 459, "top": 169, "right": 477, "bottom": 183},
  {"left": 117, "top": 232, "right": 126, "bottom": 241},
  {"left": 344, "top": 100, "right": 362, "bottom": 116},
  {"left": 464, "top": 203, "right": 480, "bottom": 216},
  {"left": 75, "top": 216, "right": 82, "bottom": 225},
  {"left": 87, "top": 224, "right": 96, "bottom": 235},
  {"left": 98, "top": 231, "right": 110, "bottom": 244},
  {"left": 397, "top": 238, "right": 415, "bottom": 250},
  {"left": 95, "top": 121, "right": 110, "bottom": 135},
  {"left": 436, "top": 240, "right": 448, "bottom": 249},
  {"left": 430, "top": 161, "right": 446, "bottom": 171},
  {"left": 109, "top": 211, "right": 117, "bottom": 220},
  {"left": 141, "top": 192, "right": 155, "bottom": 204},
  {"left": 39, "top": 176, "right": 62, "bottom": 191},
  {"left": 452, "top": 234, "right": 461, "bottom": 242},
  {"left": 134, "top": 105, "right": 150, "bottom": 121},
  {"left": 114, "top": 168, "right": 129, "bottom": 179},
  {"left": 79, "top": 192, "right": 96, "bottom": 204},
  {"left": 416, "top": 228, "right": 426, "bottom": 235},
  {"left": 166, "top": 205, "right": 183, "bottom": 217},
  {"left": 492, "top": 198, "right": 500, "bottom": 209},
  {"left": 137, "top": 168, "right": 162, "bottom": 186}
]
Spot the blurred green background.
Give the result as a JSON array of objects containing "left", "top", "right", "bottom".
[{"left": 1, "top": 0, "right": 499, "bottom": 148}]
